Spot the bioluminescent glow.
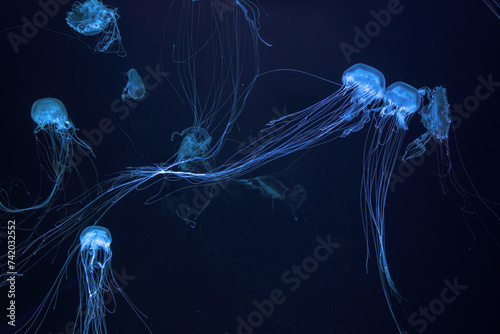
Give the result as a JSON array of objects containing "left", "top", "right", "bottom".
[
  {"left": 171, "top": 126, "right": 214, "bottom": 172},
  {"left": 78, "top": 225, "right": 113, "bottom": 334},
  {"left": 483, "top": 0, "right": 500, "bottom": 19},
  {"left": 0, "top": 98, "right": 92, "bottom": 213},
  {"left": 66, "top": 0, "right": 125, "bottom": 55},
  {"left": 10, "top": 225, "right": 150, "bottom": 333},
  {"left": 122, "top": 68, "right": 146, "bottom": 101},
  {"left": 2, "top": 1, "right": 498, "bottom": 333},
  {"left": 404, "top": 87, "right": 451, "bottom": 161},
  {"left": 360, "top": 80, "right": 425, "bottom": 332}
]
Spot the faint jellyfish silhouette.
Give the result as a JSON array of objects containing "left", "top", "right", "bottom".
[
  {"left": 0, "top": 98, "right": 93, "bottom": 213},
  {"left": 171, "top": 126, "right": 214, "bottom": 172},
  {"left": 284, "top": 184, "right": 307, "bottom": 220},
  {"left": 235, "top": 176, "right": 307, "bottom": 220},
  {"left": 122, "top": 68, "right": 146, "bottom": 101},
  {"left": 66, "top": 0, "right": 125, "bottom": 56}
]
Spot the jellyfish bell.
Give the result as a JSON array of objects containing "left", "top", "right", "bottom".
[
  {"left": 31, "top": 97, "right": 73, "bottom": 132},
  {"left": 80, "top": 226, "right": 112, "bottom": 253},
  {"left": 66, "top": 0, "right": 114, "bottom": 36},
  {"left": 381, "top": 81, "right": 421, "bottom": 130},
  {"left": 342, "top": 63, "right": 386, "bottom": 106},
  {"left": 337, "top": 64, "right": 386, "bottom": 137}
]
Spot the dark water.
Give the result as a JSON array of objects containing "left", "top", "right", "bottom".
[{"left": 1, "top": 0, "right": 499, "bottom": 333}]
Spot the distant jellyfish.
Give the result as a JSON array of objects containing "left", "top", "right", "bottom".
[
  {"left": 171, "top": 126, "right": 214, "bottom": 172},
  {"left": 0, "top": 98, "right": 92, "bottom": 213},
  {"left": 284, "top": 184, "right": 307, "bottom": 220},
  {"left": 122, "top": 68, "right": 146, "bottom": 101},
  {"left": 236, "top": 175, "right": 288, "bottom": 200},
  {"left": 66, "top": 0, "right": 125, "bottom": 55}
]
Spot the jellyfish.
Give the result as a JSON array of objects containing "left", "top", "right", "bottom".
[
  {"left": 122, "top": 68, "right": 146, "bottom": 101},
  {"left": 171, "top": 126, "right": 214, "bottom": 172},
  {"left": 171, "top": 0, "right": 264, "bottom": 163},
  {"left": 403, "top": 87, "right": 451, "bottom": 161},
  {"left": 0, "top": 98, "right": 92, "bottom": 213},
  {"left": 77, "top": 225, "right": 113, "bottom": 333},
  {"left": 11, "top": 225, "right": 150, "bottom": 333},
  {"left": 66, "top": 0, "right": 125, "bottom": 55},
  {"left": 78, "top": 225, "right": 153, "bottom": 333},
  {"left": 360, "top": 81, "right": 422, "bottom": 332},
  {"left": 121, "top": 63, "right": 387, "bottom": 185}
]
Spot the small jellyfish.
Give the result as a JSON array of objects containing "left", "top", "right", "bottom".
[
  {"left": 171, "top": 126, "right": 214, "bottom": 172},
  {"left": 0, "top": 98, "right": 92, "bottom": 213},
  {"left": 66, "top": 0, "right": 125, "bottom": 55},
  {"left": 122, "top": 68, "right": 146, "bottom": 101}
]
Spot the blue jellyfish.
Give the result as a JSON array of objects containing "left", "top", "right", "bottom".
[
  {"left": 119, "top": 63, "right": 388, "bottom": 186},
  {"left": 360, "top": 81, "right": 422, "bottom": 332},
  {"left": 11, "top": 225, "right": 150, "bottom": 333},
  {"left": 122, "top": 68, "right": 146, "bottom": 101},
  {"left": 66, "top": 0, "right": 125, "bottom": 55},
  {"left": 171, "top": 126, "right": 214, "bottom": 172},
  {"left": 78, "top": 225, "right": 113, "bottom": 334},
  {"left": 0, "top": 98, "right": 92, "bottom": 213},
  {"left": 78, "top": 226, "right": 151, "bottom": 333},
  {"left": 171, "top": 0, "right": 264, "bottom": 165},
  {"left": 403, "top": 87, "right": 451, "bottom": 161}
]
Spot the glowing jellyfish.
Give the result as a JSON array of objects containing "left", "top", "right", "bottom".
[
  {"left": 78, "top": 226, "right": 151, "bottom": 333},
  {"left": 121, "top": 63, "right": 389, "bottom": 185},
  {"left": 361, "top": 81, "right": 422, "bottom": 331},
  {"left": 403, "top": 87, "right": 451, "bottom": 161},
  {"left": 340, "top": 63, "right": 386, "bottom": 132},
  {"left": 172, "top": 0, "right": 263, "bottom": 162},
  {"left": 171, "top": 127, "right": 214, "bottom": 172},
  {"left": 78, "top": 225, "right": 113, "bottom": 333},
  {"left": 66, "top": 0, "right": 125, "bottom": 55},
  {"left": 122, "top": 68, "right": 146, "bottom": 101},
  {"left": 12, "top": 225, "right": 150, "bottom": 333},
  {"left": 0, "top": 98, "right": 92, "bottom": 213}
]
